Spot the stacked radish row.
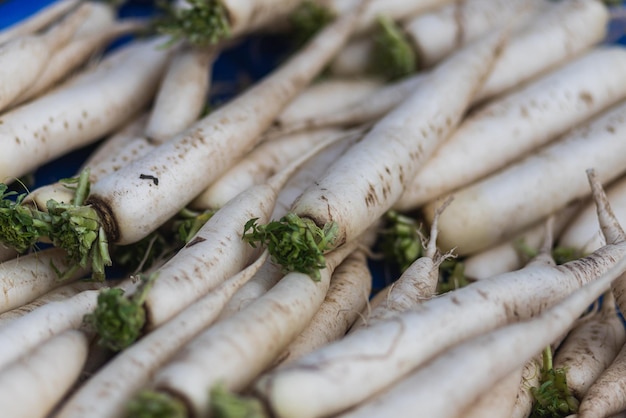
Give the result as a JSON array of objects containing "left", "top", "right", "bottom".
[{"left": 1, "top": 0, "right": 626, "bottom": 417}]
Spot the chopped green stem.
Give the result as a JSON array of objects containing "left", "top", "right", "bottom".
[
  {"left": 514, "top": 239, "right": 585, "bottom": 266},
  {"left": 84, "top": 272, "right": 158, "bottom": 351},
  {"left": 210, "top": 384, "right": 268, "bottom": 418},
  {"left": 371, "top": 15, "right": 417, "bottom": 80},
  {"left": 242, "top": 213, "right": 338, "bottom": 281},
  {"left": 379, "top": 210, "right": 424, "bottom": 273},
  {"left": 289, "top": 1, "right": 335, "bottom": 48},
  {"left": 126, "top": 390, "right": 187, "bottom": 418},
  {"left": 153, "top": 0, "right": 231, "bottom": 47},
  {"left": 175, "top": 207, "right": 216, "bottom": 243},
  {"left": 0, "top": 184, "right": 53, "bottom": 253},
  {"left": 530, "top": 346, "right": 579, "bottom": 418}
]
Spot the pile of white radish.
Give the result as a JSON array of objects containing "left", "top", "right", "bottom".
[{"left": 2, "top": 0, "right": 626, "bottom": 417}]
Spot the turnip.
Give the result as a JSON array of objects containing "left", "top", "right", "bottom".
[
  {"left": 251, "top": 169, "right": 626, "bottom": 418},
  {"left": 244, "top": 27, "right": 505, "bottom": 278},
  {"left": 397, "top": 46, "right": 626, "bottom": 211}
]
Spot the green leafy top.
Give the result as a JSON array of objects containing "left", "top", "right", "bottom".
[
  {"left": 370, "top": 15, "right": 417, "bottom": 80},
  {"left": 530, "top": 346, "right": 579, "bottom": 418},
  {"left": 210, "top": 384, "right": 268, "bottom": 418},
  {"left": 289, "top": 1, "right": 335, "bottom": 48},
  {"left": 126, "top": 390, "right": 187, "bottom": 418},
  {"left": 0, "top": 184, "right": 52, "bottom": 253},
  {"left": 84, "top": 272, "right": 157, "bottom": 351},
  {"left": 379, "top": 210, "right": 424, "bottom": 273},
  {"left": 514, "top": 238, "right": 585, "bottom": 266},
  {"left": 242, "top": 213, "right": 338, "bottom": 281},
  {"left": 153, "top": 0, "right": 231, "bottom": 47}
]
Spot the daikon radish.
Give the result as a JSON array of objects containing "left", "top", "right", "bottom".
[
  {"left": 0, "top": 0, "right": 80, "bottom": 45},
  {"left": 424, "top": 100, "right": 626, "bottom": 256}
]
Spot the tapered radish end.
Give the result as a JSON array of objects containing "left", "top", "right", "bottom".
[{"left": 586, "top": 168, "right": 626, "bottom": 245}]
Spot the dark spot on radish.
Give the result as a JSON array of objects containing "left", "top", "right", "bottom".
[
  {"left": 520, "top": 106, "right": 529, "bottom": 118},
  {"left": 14, "top": 137, "right": 20, "bottom": 144},
  {"left": 476, "top": 289, "right": 489, "bottom": 300},
  {"left": 186, "top": 236, "right": 206, "bottom": 248},
  {"left": 451, "top": 296, "right": 460, "bottom": 305},
  {"left": 607, "top": 125, "right": 615, "bottom": 134},
  {"left": 139, "top": 174, "right": 159, "bottom": 186},
  {"left": 579, "top": 91, "right": 593, "bottom": 106}
]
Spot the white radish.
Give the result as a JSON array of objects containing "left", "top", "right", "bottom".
[
  {"left": 0, "top": 245, "right": 17, "bottom": 264},
  {"left": 250, "top": 28, "right": 504, "bottom": 278},
  {"left": 554, "top": 291, "right": 626, "bottom": 400},
  {"left": 397, "top": 46, "right": 626, "bottom": 211},
  {"left": 0, "top": 279, "right": 111, "bottom": 324},
  {"left": 14, "top": 19, "right": 145, "bottom": 106},
  {"left": 0, "top": 329, "right": 89, "bottom": 418},
  {"left": 576, "top": 340, "right": 626, "bottom": 418},
  {"left": 457, "top": 367, "right": 523, "bottom": 418},
  {"left": 0, "top": 0, "right": 80, "bottom": 45},
  {"left": 251, "top": 169, "right": 626, "bottom": 418},
  {"left": 265, "top": 72, "right": 425, "bottom": 138},
  {"left": 0, "top": 3, "right": 91, "bottom": 113},
  {"left": 276, "top": 247, "right": 372, "bottom": 365},
  {"left": 273, "top": 77, "right": 382, "bottom": 128},
  {"left": 476, "top": 0, "right": 609, "bottom": 103},
  {"left": 404, "top": 0, "right": 547, "bottom": 68},
  {"left": 78, "top": 2, "right": 366, "bottom": 255},
  {"left": 352, "top": 198, "right": 448, "bottom": 329},
  {"left": 0, "top": 36, "right": 170, "bottom": 182},
  {"left": 424, "top": 99, "right": 626, "bottom": 256},
  {"left": 145, "top": 44, "right": 218, "bottom": 143},
  {"left": 511, "top": 356, "right": 543, "bottom": 418},
  {"left": 464, "top": 203, "right": 582, "bottom": 280},
  {"left": 337, "top": 249, "right": 626, "bottom": 418},
  {"left": 54, "top": 253, "right": 269, "bottom": 418},
  {"left": 560, "top": 174, "right": 626, "bottom": 255},
  {"left": 144, "top": 230, "right": 377, "bottom": 418},
  {"left": 0, "top": 248, "right": 89, "bottom": 314},
  {"left": 0, "top": 278, "right": 135, "bottom": 371},
  {"left": 191, "top": 127, "right": 352, "bottom": 210}
]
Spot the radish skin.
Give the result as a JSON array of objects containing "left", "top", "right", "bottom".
[
  {"left": 397, "top": 46, "right": 626, "bottom": 211},
  {"left": 0, "top": 248, "right": 89, "bottom": 314},
  {"left": 424, "top": 99, "right": 626, "bottom": 256},
  {"left": 0, "top": 3, "right": 90, "bottom": 113},
  {"left": 55, "top": 254, "right": 269, "bottom": 418},
  {"left": 0, "top": 279, "right": 134, "bottom": 371},
  {"left": 578, "top": 340, "right": 626, "bottom": 418},
  {"left": 458, "top": 366, "right": 523, "bottom": 418},
  {"left": 0, "top": 0, "right": 80, "bottom": 45},
  {"left": 0, "top": 37, "right": 170, "bottom": 182},
  {"left": 554, "top": 291, "right": 626, "bottom": 400},
  {"left": 0, "top": 330, "right": 89, "bottom": 418},
  {"left": 145, "top": 44, "right": 218, "bottom": 143},
  {"left": 252, "top": 170, "right": 626, "bottom": 418},
  {"left": 192, "top": 127, "right": 352, "bottom": 210},
  {"left": 277, "top": 247, "right": 372, "bottom": 365},
  {"left": 476, "top": 0, "right": 609, "bottom": 103}
]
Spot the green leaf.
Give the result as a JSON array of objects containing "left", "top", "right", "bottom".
[
  {"left": 289, "top": 1, "right": 335, "bottom": 48},
  {"left": 371, "top": 15, "right": 417, "bottom": 80},
  {"left": 210, "top": 383, "right": 268, "bottom": 418},
  {"left": 126, "top": 390, "right": 187, "bottom": 418},
  {"left": 242, "top": 213, "right": 338, "bottom": 281},
  {"left": 152, "top": 0, "right": 231, "bottom": 47},
  {"left": 83, "top": 273, "right": 157, "bottom": 351},
  {"left": 530, "top": 346, "right": 579, "bottom": 418},
  {"left": 379, "top": 210, "right": 424, "bottom": 273}
]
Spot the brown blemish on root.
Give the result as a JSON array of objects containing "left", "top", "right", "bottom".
[
  {"left": 139, "top": 174, "right": 159, "bottom": 186},
  {"left": 185, "top": 236, "right": 206, "bottom": 248},
  {"left": 579, "top": 91, "right": 593, "bottom": 106}
]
